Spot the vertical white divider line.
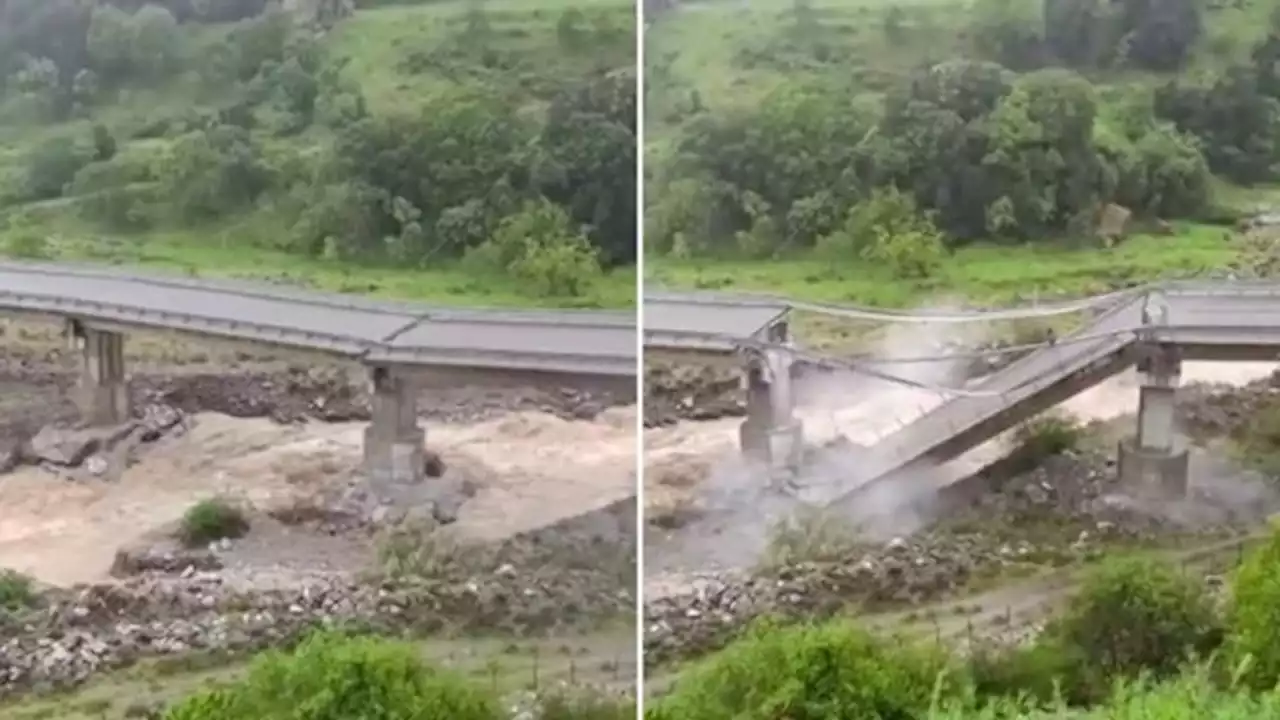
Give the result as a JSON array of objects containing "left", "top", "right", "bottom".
[{"left": 633, "top": 0, "right": 647, "bottom": 713}]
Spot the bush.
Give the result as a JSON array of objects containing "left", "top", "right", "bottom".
[
  {"left": 1037, "top": 556, "right": 1219, "bottom": 703},
  {"left": 1227, "top": 520, "right": 1280, "bottom": 690},
  {"left": 178, "top": 497, "right": 250, "bottom": 548},
  {"left": 466, "top": 199, "right": 603, "bottom": 298},
  {"left": 1013, "top": 414, "right": 1085, "bottom": 463},
  {"left": 756, "top": 506, "right": 863, "bottom": 572},
  {"left": 22, "top": 139, "right": 94, "bottom": 201},
  {"left": 0, "top": 569, "right": 36, "bottom": 614},
  {"left": 539, "top": 690, "right": 636, "bottom": 720},
  {"left": 164, "top": 631, "right": 499, "bottom": 720},
  {"left": 646, "top": 619, "right": 968, "bottom": 720}
]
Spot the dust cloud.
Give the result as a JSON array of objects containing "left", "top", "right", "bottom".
[{"left": 644, "top": 309, "right": 1280, "bottom": 592}]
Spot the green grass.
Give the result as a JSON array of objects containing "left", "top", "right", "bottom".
[
  {"left": 0, "top": 1, "right": 636, "bottom": 310},
  {"left": 647, "top": 223, "right": 1239, "bottom": 308},
  {"left": 1, "top": 211, "right": 635, "bottom": 308},
  {"left": 0, "top": 629, "right": 635, "bottom": 720}
]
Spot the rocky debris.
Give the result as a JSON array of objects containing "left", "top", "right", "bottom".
[
  {"left": 110, "top": 542, "right": 224, "bottom": 579},
  {"left": 644, "top": 362, "right": 743, "bottom": 427},
  {"left": 1178, "top": 375, "right": 1280, "bottom": 438},
  {"left": 27, "top": 423, "right": 135, "bottom": 466},
  {"left": 644, "top": 535, "right": 982, "bottom": 666},
  {"left": 9, "top": 403, "right": 189, "bottom": 479},
  {"left": 140, "top": 367, "right": 622, "bottom": 426},
  {"left": 0, "top": 500, "right": 637, "bottom": 696},
  {"left": 643, "top": 450, "right": 1251, "bottom": 666},
  {"left": 0, "top": 567, "right": 630, "bottom": 696}
]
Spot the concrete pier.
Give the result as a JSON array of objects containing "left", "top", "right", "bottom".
[
  {"left": 739, "top": 342, "right": 804, "bottom": 473},
  {"left": 362, "top": 366, "right": 424, "bottom": 490},
  {"left": 70, "top": 323, "right": 130, "bottom": 426},
  {"left": 1119, "top": 344, "right": 1189, "bottom": 498}
]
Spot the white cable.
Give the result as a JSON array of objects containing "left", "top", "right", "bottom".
[
  {"left": 852, "top": 325, "right": 1144, "bottom": 365},
  {"left": 783, "top": 288, "right": 1138, "bottom": 323}
]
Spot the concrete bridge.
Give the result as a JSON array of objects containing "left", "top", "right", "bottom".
[
  {"left": 0, "top": 262, "right": 635, "bottom": 488},
  {"left": 643, "top": 282, "right": 1280, "bottom": 501}
]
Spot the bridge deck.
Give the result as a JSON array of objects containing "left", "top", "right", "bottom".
[
  {"left": 0, "top": 262, "right": 636, "bottom": 376},
  {"left": 643, "top": 291, "right": 787, "bottom": 352},
  {"left": 831, "top": 289, "right": 1280, "bottom": 504}
]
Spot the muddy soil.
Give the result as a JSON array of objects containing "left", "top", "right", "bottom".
[{"left": 0, "top": 317, "right": 638, "bottom": 696}]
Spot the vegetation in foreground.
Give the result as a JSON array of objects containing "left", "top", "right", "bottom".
[
  {"left": 160, "top": 632, "right": 634, "bottom": 720},
  {"left": 0, "top": 0, "right": 635, "bottom": 307},
  {"left": 646, "top": 520, "right": 1280, "bottom": 719},
  {"left": 645, "top": 0, "right": 1280, "bottom": 304}
]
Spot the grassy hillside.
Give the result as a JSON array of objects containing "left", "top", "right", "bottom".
[
  {"left": 644, "top": 0, "right": 1280, "bottom": 306},
  {"left": 0, "top": 0, "right": 635, "bottom": 308}
]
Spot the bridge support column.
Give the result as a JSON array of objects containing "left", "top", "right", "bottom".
[
  {"left": 68, "top": 321, "right": 130, "bottom": 426},
  {"left": 1119, "top": 344, "right": 1189, "bottom": 499},
  {"left": 362, "top": 366, "right": 424, "bottom": 492},
  {"left": 739, "top": 329, "right": 804, "bottom": 473}
]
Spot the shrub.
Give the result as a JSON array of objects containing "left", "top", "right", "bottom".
[
  {"left": 1038, "top": 556, "right": 1219, "bottom": 703},
  {"left": 539, "top": 689, "right": 636, "bottom": 720},
  {"left": 0, "top": 569, "right": 36, "bottom": 613},
  {"left": 164, "top": 631, "right": 499, "bottom": 720},
  {"left": 646, "top": 619, "right": 969, "bottom": 720},
  {"left": 1013, "top": 414, "right": 1085, "bottom": 463},
  {"left": 178, "top": 497, "right": 250, "bottom": 548},
  {"left": 1227, "top": 520, "right": 1280, "bottom": 690},
  {"left": 756, "top": 505, "right": 863, "bottom": 572}
]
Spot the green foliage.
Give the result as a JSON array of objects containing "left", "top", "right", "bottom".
[
  {"left": 178, "top": 497, "right": 250, "bottom": 548},
  {"left": 1033, "top": 556, "right": 1219, "bottom": 703},
  {"left": 650, "top": 0, "right": 1280, "bottom": 259},
  {"left": 22, "top": 139, "right": 93, "bottom": 201},
  {"left": 0, "top": 568, "right": 36, "bottom": 613},
  {"left": 1013, "top": 414, "right": 1085, "bottom": 463},
  {"left": 156, "top": 126, "right": 273, "bottom": 222},
  {"left": 539, "top": 690, "right": 636, "bottom": 720},
  {"left": 757, "top": 506, "right": 863, "bottom": 572},
  {"left": 941, "top": 669, "right": 1280, "bottom": 719},
  {"left": 467, "top": 199, "right": 603, "bottom": 299},
  {"left": 4, "top": 228, "right": 50, "bottom": 259},
  {"left": 0, "top": 0, "right": 634, "bottom": 306},
  {"left": 1227, "top": 520, "right": 1280, "bottom": 690},
  {"left": 163, "top": 632, "right": 499, "bottom": 720},
  {"left": 647, "top": 619, "right": 967, "bottom": 720},
  {"left": 817, "top": 188, "right": 947, "bottom": 279}
]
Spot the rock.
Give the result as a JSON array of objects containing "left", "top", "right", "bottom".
[
  {"left": 0, "top": 443, "right": 20, "bottom": 475},
  {"left": 84, "top": 455, "right": 108, "bottom": 477},
  {"left": 28, "top": 423, "right": 136, "bottom": 467},
  {"left": 423, "top": 450, "right": 446, "bottom": 478},
  {"left": 138, "top": 404, "right": 183, "bottom": 442}
]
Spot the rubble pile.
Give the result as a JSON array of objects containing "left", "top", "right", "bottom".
[
  {"left": 5, "top": 402, "right": 188, "bottom": 480},
  {"left": 645, "top": 451, "right": 1253, "bottom": 666},
  {"left": 644, "top": 362, "right": 743, "bottom": 427},
  {"left": 1, "top": 560, "right": 631, "bottom": 695},
  {"left": 0, "top": 499, "right": 637, "bottom": 696}
]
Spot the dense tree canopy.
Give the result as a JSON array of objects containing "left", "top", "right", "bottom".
[
  {"left": 647, "top": 0, "right": 1280, "bottom": 275},
  {"left": 0, "top": 0, "right": 635, "bottom": 299}
]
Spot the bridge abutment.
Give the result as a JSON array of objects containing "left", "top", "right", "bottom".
[
  {"left": 739, "top": 326, "right": 804, "bottom": 472},
  {"left": 69, "top": 322, "right": 131, "bottom": 426},
  {"left": 362, "top": 366, "right": 424, "bottom": 492},
  {"left": 1119, "top": 344, "right": 1189, "bottom": 498}
]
